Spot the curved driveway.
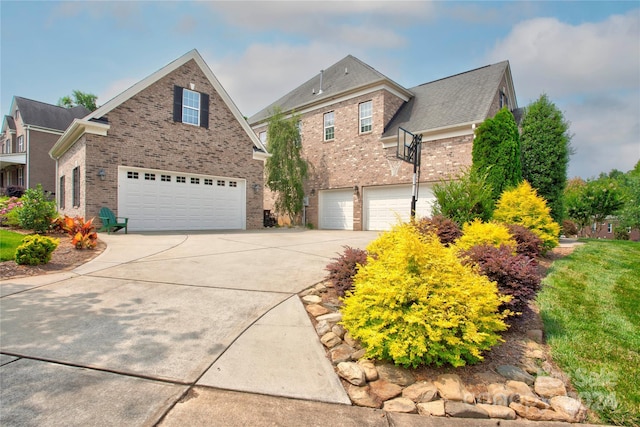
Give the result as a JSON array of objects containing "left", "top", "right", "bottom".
[{"left": 1, "top": 229, "right": 378, "bottom": 426}]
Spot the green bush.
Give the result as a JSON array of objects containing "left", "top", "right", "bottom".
[
  {"left": 340, "top": 223, "right": 509, "bottom": 368},
  {"left": 493, "top": 181, "right": 560, "bottom": 251},
  {"left": 14, "top": 235, "right": 59, "bottom": 265},
  {"left": 16, "top": 185, "right": 57, "bottom": 233},
  {"left": 453, "top": 219, "right": 516, "bottom": 253},
  {"left": 432, "top": 168, "right": 495, "bottom": 226}
]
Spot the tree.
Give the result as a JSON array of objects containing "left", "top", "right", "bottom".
[
  {"left": 520, "top": 94, "right": 571, "bottom": 224},
  {"left": 472, "top": 107, "right": 522, "bottom": 202},
  {"left": 264, "top": 107, "right": 308, "bottom": 225},
  {"left": 564, "top": 175, "right": 624, "bottom": 237},
  {"left": 613, "top": 161, "right": 640, "bottom": 232},
  {"left": 58, "top": 90, "right": 98, "bottom": 111}
]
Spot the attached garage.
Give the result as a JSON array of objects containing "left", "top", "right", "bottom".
[
  {"left": 363, "top": 184, "right": 435, "bottom": 231},
  {"left": 319, "top": 188, "right": 354, "bottom": 230},
  {"left": 118, "top": 167, "right": 245, "bottom": 231}
]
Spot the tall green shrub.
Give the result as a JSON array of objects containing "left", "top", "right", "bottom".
[
  {"left": 520, "top": 94, "right": 572, "bottom": 223},
  {"left": 472, "top": 107, "right": 522, "bottom": 201},
  {"left": 340, "top": 223, "right": 509, "bottom": 368},
  {"left": 16, "top": 185, "right": 57, "bottom": 233}
]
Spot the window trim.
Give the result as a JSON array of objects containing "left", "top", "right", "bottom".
[
  {"left": 173, "top": 85, "right": 209, "bottom": 129},
  {"left": 359, "top": 100, "right": 373, "bottom": 134},
  {"left": 72, "top": 166, "right": 80, "bottom": 208},
  {"left": 182, "top": 88, "right": 201, "bottom": 126},
  {"left": 17, "top": 135, "right": 24, "bottom": 152},
  {"left": 324, "top": 111, "right": 335, "bottom": 141}
]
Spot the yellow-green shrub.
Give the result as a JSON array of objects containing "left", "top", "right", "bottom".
[
  {"left": 340, "top": 223, "right": 509, "bottom": 368},
  {"left": 14, "top": 235, "right": 59, "bottom": 265},
  {"left": 493, "top": 181, "right": 560, "bottom": 251},
  {"left": 453, "top": 219, "right": 516, "bottom": 253}
]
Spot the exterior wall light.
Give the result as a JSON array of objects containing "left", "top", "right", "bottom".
[{"left": 98, "top": 169, "right": 106, "bottom": 181}]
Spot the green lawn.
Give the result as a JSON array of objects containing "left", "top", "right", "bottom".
[
  {"left": 537, "top": 239, "right": 640, "bottom": 426},
  {"left": 0, "top": 229, "right": 26, "bottom": 261}
]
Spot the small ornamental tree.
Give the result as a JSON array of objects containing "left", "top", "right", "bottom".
[
  {"left": 264, "top": 107, "right": 308, "bottom": 225},
  {"left": 340, "top": 223, "right": 509, "bottom": 368},
  {"left": 493, "top": 181, "right": 560, "bottom": 251},
  {"left": 520, "top": 94, "right": 572, "bottom": 224},
  {"left": 16, "top": 184, "right": 57, "bottom": 233},
  {"left": 472, "top": 107, "right": 522, "bottom": 202}
]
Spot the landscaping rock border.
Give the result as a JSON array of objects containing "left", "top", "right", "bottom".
[{"left": 299, "top": 281, "right": 588, "bottom": 423}]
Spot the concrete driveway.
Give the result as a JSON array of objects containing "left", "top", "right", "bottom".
[{"left": 0, "top": 229, "right": 378, "bottom": 426}]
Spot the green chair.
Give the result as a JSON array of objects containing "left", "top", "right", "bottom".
[{"left": 99, "top": 207, "right": 128, "bottom": 234}]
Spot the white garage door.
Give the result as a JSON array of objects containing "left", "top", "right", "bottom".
[
  {"left": 363, "top": 184, "right": 435, "bottom": 231},
  {"left": 118, "top": 167, "right": 245, "bottom": 231},
  {"left": 319, "top": 189, "right": 353, "bottom": 230}
]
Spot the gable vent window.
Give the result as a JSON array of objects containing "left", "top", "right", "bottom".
[{"left": 173, "top": 85, "right": 209, "bottom": 129}]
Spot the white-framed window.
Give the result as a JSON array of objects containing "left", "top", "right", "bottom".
[
  {"left": 72, "top": 166, "right": 80, "bottom": 207},
  {"left": 17, "top": 135, "right": 24, "bottom": 152},
  {"left": 17, "top": 168, "right": 24, "bottom": 186},
  {"left": 59, "top": 176, "right": 65, "bottom": 209},
  {"left": 359, "top": 100, "right": 372, "bottom": 133},
  {"left": 607, "top": 223, "right": 613, "bottom": 233},
  {"left": 500, "top": 91, "right": 509, "bottom": 109},
  {"left": 259, "top": 131, "right": 267, "bottom": 146},
  {"left": 324, "top": 111, "right": 334, "bottom": 141},
  {"left": 182, "top": 89, "right": 200, "bottom": 126},
  {"left": 2, "top": 139, "right": 10, "bottom": 154}
]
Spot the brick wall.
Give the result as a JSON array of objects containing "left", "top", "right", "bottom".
[
  {"left": 58, "top": 59, "right": 264, "bottom": 229},
  {"left": 255, "top": 88, "right": 473, "bottom": 229}
]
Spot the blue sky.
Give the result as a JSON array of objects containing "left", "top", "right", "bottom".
[{"left": 1, "top": 1, "right": 638, "bottom": 179}]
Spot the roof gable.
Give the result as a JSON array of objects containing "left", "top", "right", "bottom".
[
  {"left": 249, "top": 55, "right": 411, "bottom": 124},
  {"left": 383, "top": 61, "right": 514, "bottom": 138},
  {"left": 12, "top": 97, "right": 89, "bottom": 131},
  {"left": 87, "top": 49, "right": 266, "bottom": 154}
]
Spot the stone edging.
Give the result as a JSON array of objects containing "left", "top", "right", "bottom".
[{"left": 299, "top": 282, "right": 588, "bottom": 423}]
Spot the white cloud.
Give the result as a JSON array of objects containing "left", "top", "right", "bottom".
[
  {"left": 489, "top": 10, "right": 640, "bottom": 100},
  {"left": 204, "top": 42, "right": 347, "bottom": 117}
]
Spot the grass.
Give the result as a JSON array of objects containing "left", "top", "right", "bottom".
[
  {"left": 537, "top": 239, "right": 640, "bottom": 426},
  {"left": 0, "top": 229, "right": 26, "bottom": 261}
]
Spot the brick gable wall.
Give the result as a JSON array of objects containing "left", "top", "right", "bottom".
[{"left": 58, "top": 59, "right": 264, "bottom": 229}]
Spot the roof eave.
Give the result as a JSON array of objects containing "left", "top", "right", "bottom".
[{"left": 49, "top": 119, "right": 110, "bottom": 160}]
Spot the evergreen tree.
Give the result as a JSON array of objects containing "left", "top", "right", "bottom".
[
  {"left": 472, "top": 107, "right": 522, "bottom": 202},
  {"left": 264, "top": 107, "right": 308, "bottom": 225},
  {"left": 520, "top": 94, "right": 571, "bottom": 223}
]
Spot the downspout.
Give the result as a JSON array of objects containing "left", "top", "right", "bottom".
[{"left": 25, "top": 127, "right": 30, "bottom": 188}]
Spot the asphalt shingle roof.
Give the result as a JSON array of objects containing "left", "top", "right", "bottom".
[
  {"left": 249, "top": 55, "right": 406, "bottom": 124},
  {"left": 14, "top": 97, "right": 90, "bottom": 131},
  {"left": 382, "top": 61, "right": 510, "bottom": 137}
]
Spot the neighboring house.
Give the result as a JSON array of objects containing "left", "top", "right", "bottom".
[
  {"left": 585, "top": 218, "right": 640, "bottom": 241},
  {"left": 1, "top": 97, "right": 89, "bottom": 194},
  {"left": 49, "top": 49, "right": 268, "bottom": 231},
  {"left": 249, "top": 55, "right": 517, "bottom": 230}
]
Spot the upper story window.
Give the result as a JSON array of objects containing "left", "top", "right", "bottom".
[
  {"left": 17, "top": 136, "right": 24, "bottom": 152},
  {"left": 259, "top": 131, "right": 267, "bottom": 146},
  {"left": 2, "top": 139, "right": 10, "bottom": 154},
  {"left": 359, "top": 101, "right": 372, "bottom": 133},
  {"left": 182, "top": 89, "right": 200, "bottom": 126},
  {"left": 173, "top": 85, "right": 209, "bottom": 129},
  {"left": 499, "top": 91, "right": 509, "bottom": 109},
  {"left": 324, "top": 111, "right": 335, "bottom": 141}
]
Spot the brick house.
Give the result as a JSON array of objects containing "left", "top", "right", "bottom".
[
  {"left": 1, "top": 97, "right": 89, "bottom": 194},
  {"left": 49, "top": 49, "right": 268, "bottom": 231},
  {"left": 249, "top": 55, "right": 517, "bottom": 230}
]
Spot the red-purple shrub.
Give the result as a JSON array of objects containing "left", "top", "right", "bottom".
[
  {"left": 506, "top": 224, "right": 543, "bottom": 259},
  {"left": 562, "top": 219, "right": 578, "bottom": 237},
  {"left": 325, "top": 246, "right": 368, "bottom": 297},
  {"left": 462, "top": 244, "right": 541, "bottom": 314},
  {"left": 414, "top": 215, "right": 462, "bottom": 246}
]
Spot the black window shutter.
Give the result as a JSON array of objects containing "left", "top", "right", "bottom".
[
  {"left": 200, "top": 93, "right": 209, "bottom": 129},
  {"left": 173, "top": 86, "right": 183, "bottom": 122}
]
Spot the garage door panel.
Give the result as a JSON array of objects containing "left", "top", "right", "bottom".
[
  {"left": 319, "top": 189, "right": 353, "bottom": 230},
  {"left": 364, "top": 185, "right": 435, "bottom": 231},
  {"left": 118, "top": 168, "right": 245, "bottom": 231}
]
